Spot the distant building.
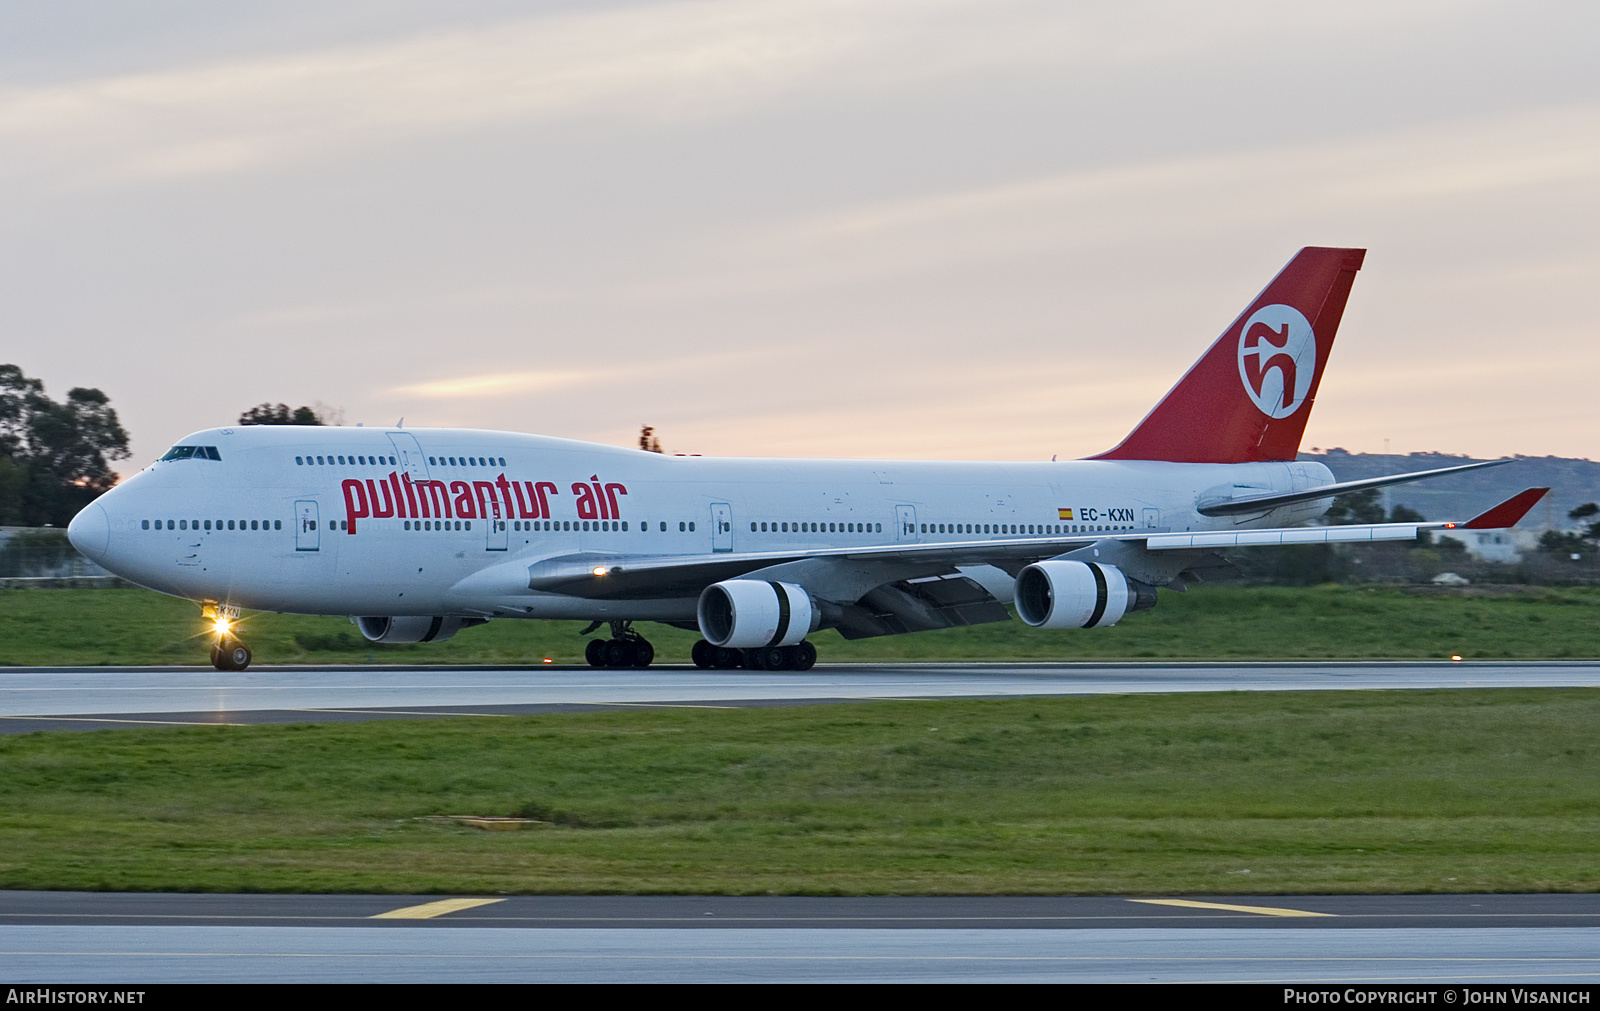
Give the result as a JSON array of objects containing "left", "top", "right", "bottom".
[{"left": 1434, "top": 528, "right": 1535, "bottom": 564}]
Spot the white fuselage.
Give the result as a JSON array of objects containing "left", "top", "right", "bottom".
[{"left": 72, "top": 426, "right": 1334, "bottom": 620}]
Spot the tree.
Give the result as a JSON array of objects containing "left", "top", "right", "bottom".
[
  {"left": 239, "top": 403, "right": 323, "bottom": 426},
  {"left": 1541, "top": 503, "right": 1600, "bottom": 559},
  {"left": 0, "top": 364, "right": 130, "bottom": 527},
  {"left": 1325, "top": 488, "right": 1387, "bottom": 525}
]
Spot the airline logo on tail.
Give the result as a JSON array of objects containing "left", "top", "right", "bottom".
[{"left": 1237, "top": 304, "right": 1316, "bottom": 418}]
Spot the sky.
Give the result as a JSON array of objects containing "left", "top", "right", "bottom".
[{"left": 2, "top": 0, "right": 1597, "bottom": 470}]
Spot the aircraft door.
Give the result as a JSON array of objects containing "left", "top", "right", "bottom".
[
  {"left": 711, "top": 502, "right": 733, "bottom": 553},
  {"left": 486, "top": 496, "right": 508, "bottom": 551},
  {"left": 896, "top": 505, "right": 918, "bottom": 543},
  {"left": 295, "top": 501, "right": 320, "bottom": 551},
  {"left": 386, "top": 432, "right": 430, "bottom": 479}
]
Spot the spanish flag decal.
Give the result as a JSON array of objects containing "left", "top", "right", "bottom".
[{"left": 1058, "top": 507, "right": 1074, "bottom": 521}]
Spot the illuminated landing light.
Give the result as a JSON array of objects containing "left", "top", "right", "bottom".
[
  {"left": 1451, "top": 655, "right": 1463, "bottom": 662},
  {"left": 592, "top": 566, "right": 607, "bottom": 576},
  {"left": 1445, "top": 523, "right": 1457, "bottom": 528},
  {"left": 542, "top": 658, "right": 553, "bottom": 664},
  {"left": 213, "top": 619, "right": 233, "bottom": 637}
]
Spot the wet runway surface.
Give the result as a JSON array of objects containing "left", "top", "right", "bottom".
[
  {"left": 7, "top": 892, "right": 1600, "bottom": 929},
  {"left": 7, "top": 895, "right": 1600, "bottom": 983},
  {"left": 3, "top": 661, "right": 1598, "bottom": 732}
]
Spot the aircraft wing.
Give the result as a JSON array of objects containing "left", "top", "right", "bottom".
[
  {"left": 1196, "top": 458, "right": 1510, "bottom": 516},
  {"left": 521, "top": 488, "right": 1549, "bottom": 600}
]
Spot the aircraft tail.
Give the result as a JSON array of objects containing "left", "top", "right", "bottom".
[{"left": 1092, "top": 246, "right": 1366, "bottom": 463}]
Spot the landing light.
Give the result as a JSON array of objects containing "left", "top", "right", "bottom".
[
  {"left": 592, "top": 566, "right": 607, "bottom": 576},
  {"left": 213, "top": 618, "right": 232, "bottom": 636},
  {"left": 542, "top": 658, "right": 553, "bottom": 664},
  {"left": 1451, "top": 655, "right": 1463, "bottom": 662}
]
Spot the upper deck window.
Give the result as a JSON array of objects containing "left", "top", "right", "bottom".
[{"left": 159, "top": 445, "right": 220, "bottom": 462}]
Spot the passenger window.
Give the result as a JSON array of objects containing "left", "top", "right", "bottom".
[
  {"left": 690, "top": 522, "right": 696, "bottom": 532},
  {"left": 274, "top": 520, "right": 281, "bottom": 530},
  {"left": 141, "top": 520, "right": 149, "bottom": 529}
]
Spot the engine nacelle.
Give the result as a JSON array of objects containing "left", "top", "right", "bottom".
[
  {"left": 355, "top": 615, "right": 484, "bottom": 644},
  {"left": 697, "top": 579, "right": 817, "bottom": 648},
  {"left": 1014, "top": 560, "right": 1138, "bottom": 629}
]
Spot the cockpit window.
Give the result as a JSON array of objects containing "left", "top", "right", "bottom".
[{"left": 160, "top": 445, "right": 221, "bottom": 461}]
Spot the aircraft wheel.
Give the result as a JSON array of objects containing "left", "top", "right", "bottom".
[
  {"left": 714, "top": 646, "right": 742, "bottom": 669},
  {"left": 214, "top": 639, "right": 252, "bottom": 672},
  {"left": 793, "top": 641, "right": 817, "bottom": 671},
  {"left": 585, "top": 638, "right": 608, "bottom": 668},
  {"left": 604, "top": 639, "right": 635, "bottom": 667},
  {"left": 751, "top": 646, "right": 788, "bottom": 671},
  {"left": 629, "top": 639, "right": 654, "bottom": 668},
  {"left": 691, "top": 639, "right": 717, "bottom": 669}
]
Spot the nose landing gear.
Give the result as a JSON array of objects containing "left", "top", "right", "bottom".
[
  {"left": 211, "top": 639, "right": 253, "bottom": 672},
  {"left": 583, "top": 620, "right": 655, "bottom": 668},
  {"left": 204, "top": 603, "right": 252, "bottom": 671}
]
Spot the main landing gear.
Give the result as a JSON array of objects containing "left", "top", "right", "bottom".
[
  {"left": 691, "top": 639, "right": 817, "bottom": 671},
  {"left": 204, "top": 603, "right": 252, "bottom": 671},
  {"left": 584, "top": 621, "right": 655, "bottom": 669}
]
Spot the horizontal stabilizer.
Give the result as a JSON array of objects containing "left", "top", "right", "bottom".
[
  {"left": 1461, "top": 488, "right": 1549, "bottom": 529},
  {"left": 1197, "top": 458, "right": 1510, "bottom": 516}
]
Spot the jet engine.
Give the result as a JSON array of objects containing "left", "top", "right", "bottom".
[
  {"left": 1014, "top": 560, "right": 1154, "bottom": 629},
  {"left": 697, "top": 579, "right": 817, "bottom": 648},
  {"left": 355, "top": 615, "right": 485, "bottom": 644}
]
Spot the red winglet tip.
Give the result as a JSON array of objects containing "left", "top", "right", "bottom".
[{"left": 1462, "top": 488, "right": 1549, "bottom": 529}]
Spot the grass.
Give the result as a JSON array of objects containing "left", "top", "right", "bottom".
[
  {"left": 0, "top": 585, "right": 1598, "bottom": 666},
  {"left": 2, "top": 691, "right": 1599, "bottom": 894}
]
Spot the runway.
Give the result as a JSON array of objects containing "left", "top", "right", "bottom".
[
  {"left": 3, "top": 661, "right": 1599, "bottom": 732},
  {"left": 8, "top": 664, "right": 1598, "bottom": 982},
  {"left": 6, "top": 894, "right": 1600, "bottom": 983}
]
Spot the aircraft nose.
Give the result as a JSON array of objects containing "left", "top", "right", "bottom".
[{"left": 68, "top": 503, "right": 110, "bottom": 563}]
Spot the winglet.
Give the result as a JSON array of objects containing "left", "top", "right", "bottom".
[{"left": 1459, "top": 488, "right": 1549, "bottom": 530}]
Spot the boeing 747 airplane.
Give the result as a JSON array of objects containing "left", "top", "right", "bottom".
[{"left": 67, "top": 247, "right": 1545, "bottom": 671}]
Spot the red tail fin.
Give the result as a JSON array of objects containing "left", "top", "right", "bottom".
[{"left": 1092, "top": 246, "right": 1366, "bottom": 463}]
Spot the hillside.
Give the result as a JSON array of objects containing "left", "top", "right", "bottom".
[{"left": 1300, "top": 450, "right": 1600, "bottom": 527}]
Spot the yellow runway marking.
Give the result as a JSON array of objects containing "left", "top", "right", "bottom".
[
  {"left": 1129, "top": 899, "right": 1335, "bottom": 918},
  {"left": 371, "top": 898, "right": 505, "bottom": 920}
]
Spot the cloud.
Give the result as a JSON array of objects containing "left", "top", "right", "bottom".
[
  {"left": 0, "top": 0, "right": 1478, "bottom": 187},
  {"left": 389, "top": 370, "right": 592, "bottom": 399},
  {"left": 0, "top": 0, "right": 927, "bottom": 184}
]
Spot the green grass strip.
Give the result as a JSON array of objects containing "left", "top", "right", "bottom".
[
  {"left": 3, "top": 690, "right": 1599, "bottom": 894},
  {"left": 2, "top": 584, "right": 1598, "bottom": 665}
]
